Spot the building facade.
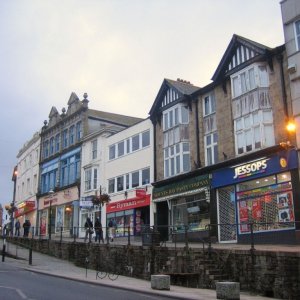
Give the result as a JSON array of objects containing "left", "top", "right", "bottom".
[
  {"left": 15, "top": 132, "right": 40, "bottom": 235},
  {"left": 281, "top": 0, "right": 300, "bottom": 149},
  {"left": 150, "top": 35, "right": 300, "bottom": 244},
  {"left": 38, "top": 92, "right": 141, "bottom": 238}
]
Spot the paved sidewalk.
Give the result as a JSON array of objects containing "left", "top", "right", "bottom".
[{"left": 0, "top": 239, "right": 283, "bottom": 300}]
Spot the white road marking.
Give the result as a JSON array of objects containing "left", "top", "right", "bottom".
[{"left": 0, "top": 285, "right": 28, "bottom": 299}]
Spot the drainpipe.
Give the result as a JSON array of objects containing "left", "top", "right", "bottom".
[
  {"left": 194, "top": 96, "right": 201, "bottom": 168},
  {"left": 277, "top": 53, "right": 289, "bottom": 120}
]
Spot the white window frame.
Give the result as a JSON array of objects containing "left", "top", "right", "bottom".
[
  {"left": 203, "top": 93, "right": 216, "bottom": 116},
  {"left": 231, "top": 64, "right": 269, "bottom": 99},
  {"left": 205, "top": 132, "right": 218, "bottom": 166},
  {"left": 163, "top": 104, "right": 189, "bottom": 131},
  {"left": 92, "top": 140, "right": 97, "bottom": 160},
  {"left": 164, "top": 142, "right": 190, "bottom": 178},
  {"left": 234, "top": 110, "right": 275, "bottom": 155}
]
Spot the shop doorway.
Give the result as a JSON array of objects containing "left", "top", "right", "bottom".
[
  {"left": 217, "top": 186, "right": 237, "bottom": 243},
  {"left": 156, "top": 201, "right": 169, "bottom": 241}
]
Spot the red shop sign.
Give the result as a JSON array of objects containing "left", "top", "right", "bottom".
[{"left": 106, "top": 194, "right": 150, "bottom": 213}]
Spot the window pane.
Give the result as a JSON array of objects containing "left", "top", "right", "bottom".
[
  {"left": 174, "top": 108, "right": 179, "bottom": 125},
  {"left": 164, "top": 132, "right": 168, "bottom": 148},
  {"left": 245, "top": 130, "right": 252, "bottom": 152},
  {"left": 108, "top": 179, "right": 115, "bottom": 193},
  {"left": 117, "top": 176, "right": 124, "bottom": 191},
  {"left": 164, "top": 148, "right": 169, "bottom": 158},
  {"left": 182, "top": 142, "right": 189, "bottom": 152},
  {"left": 93, "top": 169, "right": 97, "bottom": 190},
  {"left": 118, "top": 141, "right": 124, "bottom": 157},
  {"left": 164, "top": 113, "right": 168, "bottom": 130},
  {"left": 181, "top": 106, "right": 189, "bottom": 123},
  {"left": 142, "top": 130, "right": 150, "bottom": 147},
  {"left": 170, "top": 157, "right": 175, "bottom": 176},
  {"left": 142, "top": 168, "right": 150, "bottom": 185},
  {"left": 244, "top": 115, "right": 252, "bottom": 128},
  {"left": 263, "top": 110, "right": 273, "bottom": 122},
  {"left": 176, "top": 155, "right": 180, "bottom": 174},
  {"left": 241, "top": 72, "right": 247, "bottom": 94},
  {"left": 132, "top": 171, "right": 139, "bottom": 188},
  {"left": 109, "top": 145, "right": 115, "bottom": 160},
  {"left": 206, "top": 147, "right": 212, "bottom": 166},
  {"left": 249, "top": 68, "right": 255, "bottom": 89},
  {"left": 264, "top": 124, "right": 275, "bottom": 146},
  {"left": 214, "top": 144, "right": 219, "bottom": 163},
  {"left": 169, "top": 110, "right": 174, "bottom": 128},
  {"left": 126, "top": 174, "right": 130, "bottom": 189},
  {"left": 254, "top": 126, "right": 261, "bottom": 149},
  {"left": 206, "top": 135, "right": 211, "bottom": 146},
  {"left": 232, "top": 76, "right": 239, "bottom": 97},
  {"left": 183, "top": 154, "right": 190, "bottom": 172},
  {"left": 259, "top": 66, "right": 268, "bottom": 86},
  {"left": 132, "top": 135, "right": 139, "bottom": 151},
  {"left": 126, "top": 139, "right": 130, "bottom": 154},
  {"left": 165, "top": 160, "right": 169, "bottom": 178},
  {"left": 237, "top": 132, "right": 244, "bottom": 154},
  {"left": 204, "top": 96, "right": 210, "bottom": 115},
  {"left": 236, "top": 118, "right": 243, "bottom": 131}
]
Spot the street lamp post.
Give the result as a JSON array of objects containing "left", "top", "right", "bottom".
[{"left": 48, "top": 189, "right": 54, "bottom": 240}]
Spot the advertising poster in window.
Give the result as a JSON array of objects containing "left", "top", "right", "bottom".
[
  {"left": 239, "top": 200, "right": 249, "bottom": 232},
  {"left": 56, "top": 206, "right": 64, "bottom": 229},
  {"left": 277, "top": 192, "right": 294, "bottom": 223},
  {"left": 252, "top": 199, "right": 262, "bottom": 221},
  {"left": 40, "top": 210, "right": 47, "bottom": 235}
]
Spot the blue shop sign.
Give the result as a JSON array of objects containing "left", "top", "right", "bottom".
[{"left": 212, "top": 149, "right": 298, "bottom": 188}]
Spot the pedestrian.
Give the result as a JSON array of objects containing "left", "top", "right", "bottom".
[
  {"left": 84, "top": 217, "right": 93, "bottom": 243},
  {"left": 94, "top": 217, "right": 104, "bottom": 243},
  {"left": 23, "top": 220, "right": 31, "bottom": 237},
  {"left": 108, "top": 218, "right": 116, "bottom": 242},
  {"left": 15, "top": 219, "right": 21, "bottom": 236}
]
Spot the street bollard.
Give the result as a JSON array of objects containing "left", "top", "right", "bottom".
[
  {"left": 29, "top": 248, "right": 32, "bottom": 265},
  {"left": 127, "top": 226, "right": 131, "bottom": 245},
  {"left": 2, "top": 242, "right": 6, "bottom": 262}
]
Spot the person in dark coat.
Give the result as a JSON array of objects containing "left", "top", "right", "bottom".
[
  {"left": 84, "top": 217, "right": 93, "bottom": 243},
  {"left": 23, "top": 220, "right": 31, "bottom": 237},
  {"left": 94, "top": 217, "right": 104, "bottom": 243},
  {"left": 15, "top": 220, "right": 21, "bottom": 236}
]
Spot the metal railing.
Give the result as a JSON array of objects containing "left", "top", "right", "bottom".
[{"left": 2, "top": 221, "right": 299, "bottom": 251}]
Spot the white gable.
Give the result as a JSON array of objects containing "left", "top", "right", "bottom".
[{"left": 161, "top": 88, "right": 180, "bottom": 108}]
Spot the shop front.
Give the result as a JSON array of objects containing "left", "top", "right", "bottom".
[
  {"left": 79, "top": 196, "right": 102, "bottom": 238},
  {"left": 38, "top": 186, "right": 78, "bottom": 237},
  {"left": 212, "top": 148, "right": 300, "bottom": 244},
  {"left": 15, "top": 198, "right": 36, "bottom": 235},
  {"left": 106, "top": 189, "right": 150, "bottom": 237},
  {"left": 152, "top": 174, "right": 211, "bottom": 242}
]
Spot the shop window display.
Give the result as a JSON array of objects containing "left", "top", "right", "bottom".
[
  {"left": 172, "top": 192, "right": 210, "bottom": 232},
  {"left": 237, "top": 172, "right": 295, "bottom": 233}
]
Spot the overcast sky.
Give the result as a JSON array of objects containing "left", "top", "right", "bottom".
[{"left": 0, "top": 0, "right": 283, "bottom": 208}]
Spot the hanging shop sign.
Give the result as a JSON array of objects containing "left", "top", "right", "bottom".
[
  {"left": 106, "top": 194, "right": 150, "bottom": 213},
  {"left": 212, "top": 149, "right": 298, "bottom": 188},
  {"left": 152, "top": 174, "right": 210, "bottom": 200}
]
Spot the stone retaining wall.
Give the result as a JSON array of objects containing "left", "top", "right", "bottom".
[{"left": 10, "top": 238, "right": 300, "bottom": 300}]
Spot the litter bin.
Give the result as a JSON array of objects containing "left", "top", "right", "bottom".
[{"left": 142, "top": 226, "right": 160, "bottom": 246}]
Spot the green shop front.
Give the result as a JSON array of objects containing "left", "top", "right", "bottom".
[{"left": 152, "top": 174, "right": 211, "bottom": 242}]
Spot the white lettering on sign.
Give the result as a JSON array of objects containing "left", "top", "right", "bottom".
[{"left": 233, "top": 159, "right": 268, "bottom": 179}]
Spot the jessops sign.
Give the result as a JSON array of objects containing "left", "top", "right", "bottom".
[
  {"left": 212, "top": 149, "right": 298, "bottom": 188},
  {"left": 233, "top": 158, "right": 268, "bottom": 179}
]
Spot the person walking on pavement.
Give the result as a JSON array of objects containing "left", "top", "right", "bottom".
[
  {"left": 84, "top": 217, "right": 93, "bottom": 243},
  {"left": 23, "top": 220, "right": 31, "bottom": 237},
  {"left": 94, "top": 217, "right": 104, "bottom": 243},
  {"left": 108, "top": 218, "right": 116, "bottom": 242},
  {"left": 15, "top": 219, "right": 21, "bottom": 236}
]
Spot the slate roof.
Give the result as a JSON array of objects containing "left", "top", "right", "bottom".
[
  {"left": 149, "top": 78, "right": 200, "bottom": 116},
  {"left": 88, "top": 109, "right": 143, "bottom": 127}
]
